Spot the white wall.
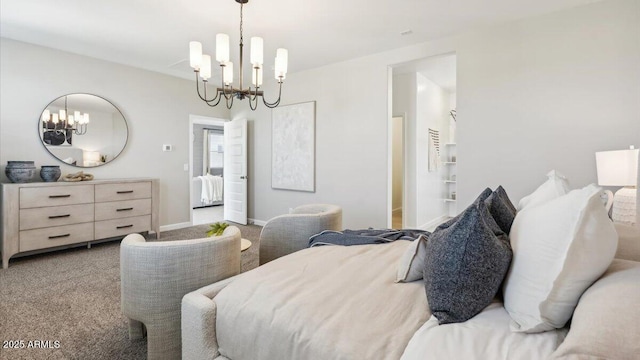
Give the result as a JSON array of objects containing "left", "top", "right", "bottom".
[
  {"left": 415, "top": 73, "right": 449, "bottom": 227},
  {"left": 455, "top": 0, "right": 640, "bottom": 209},
  {"left": 392, "top": 74, "right": 417, "bottom": 227},
  {"left": 231, "top": 0, "right": 639, "bottom": 229},
  {"left": 0, "top": 38, "right": 230, "bottom": 227}
]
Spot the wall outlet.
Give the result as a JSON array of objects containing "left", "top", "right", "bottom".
[
  {"left": 183, "top": 163, "right": 189, "bottom": 171},
  {"left": 163, "top": 144, "right": 172, "bottom": 152}
]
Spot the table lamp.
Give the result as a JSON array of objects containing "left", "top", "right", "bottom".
[{"left": 596, "top": 146, "right": 639, "bottom": 225}]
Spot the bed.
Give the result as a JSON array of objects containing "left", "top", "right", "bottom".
[
  {"left": 192, "top": 167, "right": 224, "bottom": 209},
  {"left": 181, "top": 180, "right": 640, "bottom": 360}
]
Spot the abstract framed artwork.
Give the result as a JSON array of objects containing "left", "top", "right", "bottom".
[{"left": 271, "top": 101, "right": 316, "bottom": 192}]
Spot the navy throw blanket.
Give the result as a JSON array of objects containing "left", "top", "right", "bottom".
[{"left": 308, "top": 228, "right": 430, "bottom": 247}]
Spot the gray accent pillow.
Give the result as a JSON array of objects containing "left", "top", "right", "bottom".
[
  {"left": 423, "top": 192, "right": 512, "bottom": 324},
  {"left": 485, "top": 186, "right": 517, "bottom": 235}
]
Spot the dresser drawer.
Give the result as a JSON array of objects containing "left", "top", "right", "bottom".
[
  {"left": 20, "top": 223, "right": 95, "bottom": 252},
  {"left": 20, "top": 204, "right": 94, "bottom": 231},
  {"left": 95, "top": 199, "right": 151, "bottom": 221},
  {"left": 95, "top": 215, "right": 151, "bottom": 239},
  {"left": 95, "top": 182, "right": 151, "bottom": 202},
  {"left": 20, "top": 185, "right": 94, "bottom": 209}
]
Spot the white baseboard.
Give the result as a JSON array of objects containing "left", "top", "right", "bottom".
[
  {"left": 419, "top": 215, "right": 450, "bottom": 231},
  {"left": 248, "top": 218, "right": 267, "bottom": 226},
  {"left": 160, "top": 222, "right": 193, "bottom": 232}
]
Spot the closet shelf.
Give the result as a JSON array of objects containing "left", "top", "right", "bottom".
[
  {"left": 444, "top": 199, "right": 457, "bottom": 202},
  {"left": 443, "top": 162, "right": 457, "bottom": 165},
  {"left": 444, "top": 180, "right": 457, "bottom": 184}
]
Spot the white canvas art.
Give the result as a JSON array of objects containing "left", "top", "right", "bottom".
[{"left": 272, "top": 101, "right": 315, "bottom": 192}]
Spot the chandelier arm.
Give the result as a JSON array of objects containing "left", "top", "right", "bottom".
[
  {"left": 249, "top": 90, "right": 259, "bottom": 111},
  {"left": 195, "top": 71, "right": 222, "bottom": 103},
  {"left": 204, "top": 89, "right": 224, "bottom": 107},
  {"left": 225, "top": 92, "right": 235, "bottom": 109},
  {"left": 262, "top": 81, "right": 283, "bottom": 108}
]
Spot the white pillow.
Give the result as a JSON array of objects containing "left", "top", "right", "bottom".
[
  {"left": 396, "top": 235, "right": 428, "bottom": 283},
  {"left": 503, "top": 184, "right": 618, "bottom": 333},
  {"left": 517, "top": 170, "right": 570, "bottom": 211}
]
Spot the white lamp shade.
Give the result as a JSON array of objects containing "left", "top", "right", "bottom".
[
  {"left": 42, "top": 109, "right": 50, "bottom": 122},
  {"left": 250, "top": 37, "right": 263, "bottom": 66},
  {"left": 83, "top": 113, "right": 90, "bottom": 124},
  {"left": 52, "top": 113, "right": 59, "bottom": 124},
  {"left": 275, "top": 48, "right": 288, "bottom": 73},
  {"left": 68, "top": 115, "right": 75, "bottom": 125},
  {"left": 200, "top": 55, "right": 212, "bottom": 80},
  {"left": 74, "top": 110, "right": 80, "bottom": 120},
  {"left": 223, "top": 62, "right": 234, "bottom": 85},
  {"left": 59, "top": 109, "right": 66, "bottom": 121},
  {"left": 252, "top": 66, "right": 263, "bottom": 87},
  {"left": 596, "top": 148, "right": 639, "bottom": 186},
  {"left": 189, "top": 41, "right": 203, "bottom": 69},
  {"left": 216, "top": 34, "right": 230, "bottom": 63}
]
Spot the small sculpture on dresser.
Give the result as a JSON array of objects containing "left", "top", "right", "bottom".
[
  {"left": 62, "top": 171, "right": 94, "bottom": 182},
  {"left": 5, "top": 161, "right": 36, "bottom": 183},
  {"left": 40, "top": 165, "right": 61, "bottom": 182}
]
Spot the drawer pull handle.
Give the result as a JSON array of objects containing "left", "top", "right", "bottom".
[
  {"left": 117, "top": 224, "right": 134, "bottom": 229},
  {"left": 117, "top": 207, "right": 134, "bottom": 212},
  {"left": 49, "top": 234, "right": 71, "bottom": 239},
  {"left": 49, "top": 214, "right": 71, "bottom": 219},
  {"left": 117, "top": 190, "right": 134, "bottom": 194},
  {"left": 49, "top": 194, "right": 71, "bottom": 198}
]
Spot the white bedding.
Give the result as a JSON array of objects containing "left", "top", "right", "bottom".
[
  {"left": 401, "top": 301, "right": 567, "bottom": 360},
  {"left": 214, "top": 241, "right": 430, "bottom": 360}
]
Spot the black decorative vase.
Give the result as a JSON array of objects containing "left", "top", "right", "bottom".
[
  {"left": 5, "top": 161, "right": 37, "bottom": 183},
  {"left": 40, "top": 165, "right": 62, "bottom": 182}
]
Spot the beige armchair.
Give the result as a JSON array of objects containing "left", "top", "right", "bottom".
[
  {"left": 259, "top": 204, "right": 342, "bottom": 265},
  {"left": 120, "top": 226, "right": 241, "bottom": 360}
]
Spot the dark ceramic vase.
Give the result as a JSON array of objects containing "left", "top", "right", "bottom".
[
  {"left": 40, "top": 165, "right": 62, "bottom": 182},
  {"left": 5, "top": 161, "right": 36, "bottom": 183}
]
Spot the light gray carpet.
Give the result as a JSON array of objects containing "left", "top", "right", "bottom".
[{"left": 0, "top": 223, "right": 262, "bottom": 360}]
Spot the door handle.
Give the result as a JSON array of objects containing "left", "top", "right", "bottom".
[{"left": 240, "top": 176, "right": 248, "bottom": 180}]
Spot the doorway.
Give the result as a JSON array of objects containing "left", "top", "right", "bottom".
[
  {"left": 392, "top": 116, "right": 405, "bottom": 229},
  {"left": 189, "top": 115, "right": 226, "bottom": 226}
]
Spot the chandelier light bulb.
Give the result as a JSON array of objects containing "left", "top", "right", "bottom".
[
  {"left": 42, "top": 109, "right": 50, "bottom": 122},
  {"left": 200, "top": 55, "right": 212, "bottom": 80},
  {"left": 84, "top": 113, "right": 90, "bottom": 124},
  {"left": 250, "top": 37, "right": 264, "bottom": 66},
  {"left": 252, "top": 66, "right": 263, "bottom": 87},
  {"left": 52, "top": 113, "right": 59, "bottom": 124},
  {"left": 59, "top": 109, "right": 66, "bottom": 121},
  {"left": 68, "top": 115, "right": 75, "bottom": 125},
  {"left": 216, "top": 34, "right": 230, "bottom": 63},
  {"left": 189, "top": 41, "right": 203, "bottom": 69},
  {"left": 223, "top": 62, "right": 234, "bottom": 85},
  {"left": 275, "top": 48, "right": 288, "bottom": 79}
]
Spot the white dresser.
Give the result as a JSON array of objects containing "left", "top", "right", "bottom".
[{"left": 1, "top": 178, "right": 159, "bottom": 269}]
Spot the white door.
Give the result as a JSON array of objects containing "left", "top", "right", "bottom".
[{"left": 223, "top": 118, "right": 248, "bottom": 224}]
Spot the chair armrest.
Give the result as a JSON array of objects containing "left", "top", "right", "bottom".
[{"left": 181, "top": 275, "right": 239, "bottom": 360}]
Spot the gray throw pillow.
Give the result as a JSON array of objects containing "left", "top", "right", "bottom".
[
  {"left": 423, "top": 195, "right": 512, "bottom": 324},
  {"left": 485, "top": 186, "right": 517, "bottom": 235}
]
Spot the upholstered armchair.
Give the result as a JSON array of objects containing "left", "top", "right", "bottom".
[
  {"left": 259, "top": 204, "right": 342, "bottom": 265},
  {"left": 120, "top": 226, "right": 241, "bottom": 360}
]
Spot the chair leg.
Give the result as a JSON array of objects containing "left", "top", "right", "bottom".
[{"left": 128, "top": 318, "right": 146, "bottom": 340}]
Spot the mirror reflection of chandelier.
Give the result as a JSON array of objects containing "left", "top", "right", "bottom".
[
  {"left": 42, "top": 95, "right": 89, "bottom": 136},
  {"left": 189, "top": 0, "right": 288, "bottom": 110}
]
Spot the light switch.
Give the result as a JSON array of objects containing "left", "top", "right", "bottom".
[
  {"left": 183, "top": 163, "right": 189, "bottom": 171},
  {"left": 163, "top": 144, "right": 172, "bottom": 152}
]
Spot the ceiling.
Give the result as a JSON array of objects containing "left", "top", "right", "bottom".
[
  {"left": 394, "top": 53, "right": 457, "bottom": 93},
  {"left": 1, "top": 0, "right": 601, "bottom": 83}
]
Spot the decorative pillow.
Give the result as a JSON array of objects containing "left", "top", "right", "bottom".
[
  {"left": 517, "top": 170, "right": 570, "bottom": 211},
  {"left": 396, "top": 235, "right": 429, "bottom": 283},
  {"left": 503, "top": 184, "right": 618, "bottom": 333},
  {"left": 485, "top": 186, "right": 517, "bottom": 235},
  {"left": 435, "top": 188, "right": 494, "bottom": 232},
  {"left": 423, "top": 191, "right": 512, "bottom": 324},
  {"left": 550, "top": 259, "right": 640, "bottom": 359}
]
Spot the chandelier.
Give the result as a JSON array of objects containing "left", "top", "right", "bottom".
[
  {"left": 41, "top": 95, "right": 89, "bottom": 136},
  {"left": 189, "top": 0, "right": 288, "bottom": 110}
]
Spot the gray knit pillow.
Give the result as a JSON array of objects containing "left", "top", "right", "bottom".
[
  {"left": 423, "top": 196, "right": 512, "bottom": 324},
  {"left": 485, "top": 186, "right": 517, "bottom": 235}
]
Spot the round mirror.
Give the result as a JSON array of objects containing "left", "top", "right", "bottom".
[{"left": 39, "top": 94, "right": 128, "bottom": 167}]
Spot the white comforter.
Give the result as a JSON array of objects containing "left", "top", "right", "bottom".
[{"left": 214, "top": 241, "right": 430, "bottom": 360}]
